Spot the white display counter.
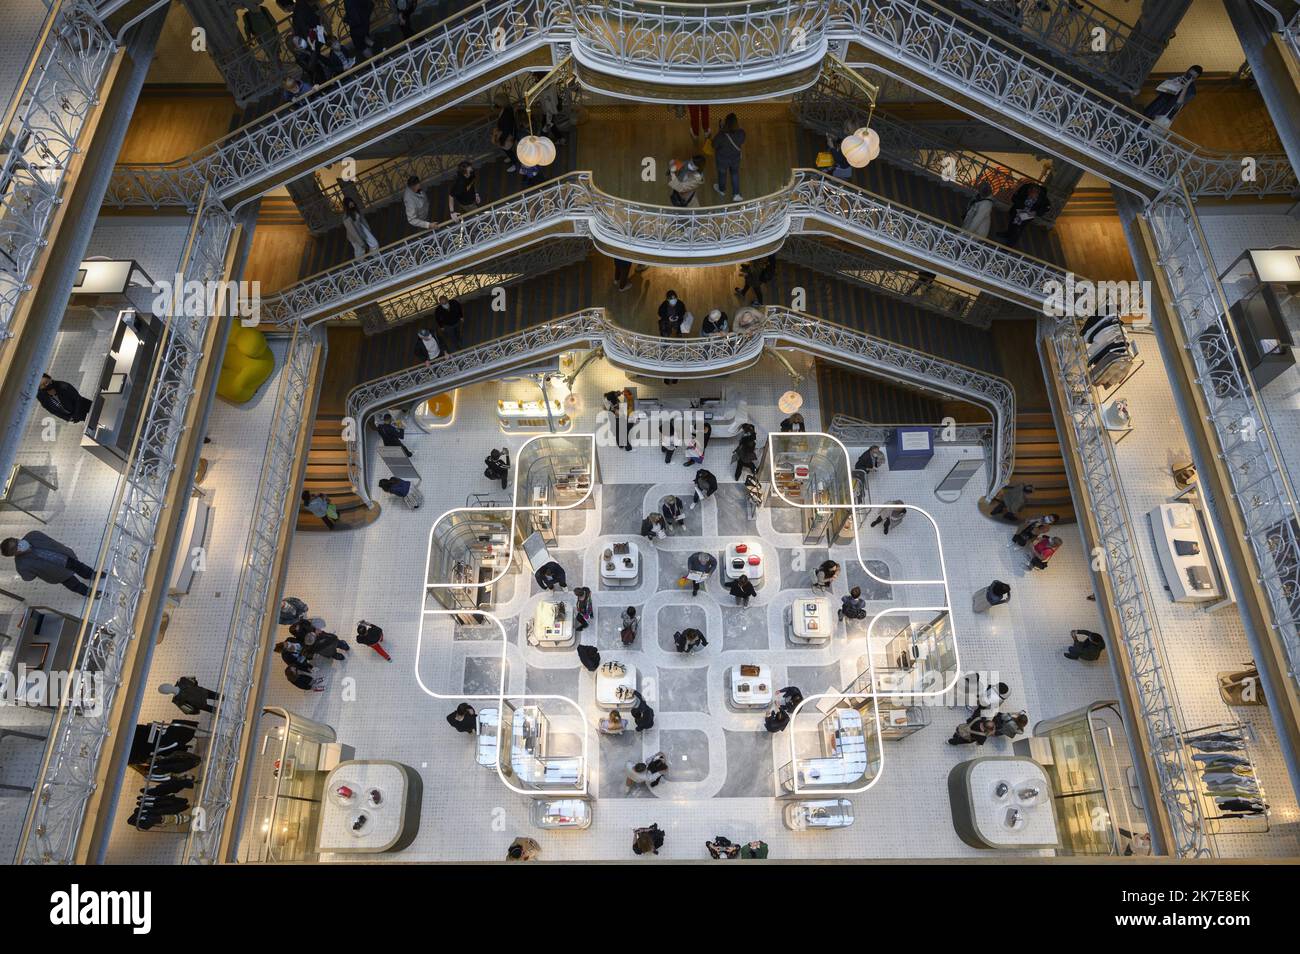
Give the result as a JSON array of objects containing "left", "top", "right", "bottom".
[
  {"left": 787, "top": 597, "right": 832, "bottom": 643},
  {"left": 1148, "top": 502, "right": 1226, "bottom": 604}
]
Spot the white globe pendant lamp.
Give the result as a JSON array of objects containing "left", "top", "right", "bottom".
[
  {"left": 516, "top": 134, "right": 557, "bottom": 168},
  {"left": 841, "top": 126, "right": 881, "bottom": 169}
]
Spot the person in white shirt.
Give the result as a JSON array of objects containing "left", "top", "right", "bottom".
[
  {"left": 341, "top": 197, "right": 378, "bottom": 258},
  {"left": 415, "top": 328, "right": 441, "bottom": 364},
  {"left": 403, "top": 175, "right": 432, "bottom": 230},
  {"left": 962, "top": 181, "right": 994, "bottom": 238}
]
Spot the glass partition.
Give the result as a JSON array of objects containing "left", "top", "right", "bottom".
[{"left": 239, "top": 707, "right": 337, "bottom": 863}]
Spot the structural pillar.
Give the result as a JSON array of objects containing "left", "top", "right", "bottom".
[{"left": 1223, "top": 0, "right": 1300, "bottom": 179}]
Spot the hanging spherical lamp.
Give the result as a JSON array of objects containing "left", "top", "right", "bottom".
[
  {"left": 778, "top": 390, "right": 804, "bottom": 414},
  {"left": 515, "top": 134, "right": 557, "bottom": 168},
  {"left": 841, "top": 126, "right": 881, "bottom": 168}
]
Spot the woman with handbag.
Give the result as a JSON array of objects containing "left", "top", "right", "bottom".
[{"left": 492, "top": 93, "right": 518, "bottom": 172}]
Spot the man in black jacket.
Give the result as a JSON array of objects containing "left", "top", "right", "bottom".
[
  {"left": 36, "top": 374, "right": 92, "bottom": 423},
  {"left": 158, "top": 676, "right": 220, "bottom": 716},
  {"left": 998, "top": 183, "right": 1051, "bottom": 248},
  {"left": 434, "top": 297, "right": 464, "bottom": 352},
  {"left": 375, "top": 413, "right": 413, "bottom": 457},
  {"left": 657, "top": 291, "right": 686, "bottom": 337},
  {"left": 343, "top": 0, "right": 374, "bottom": 59}
]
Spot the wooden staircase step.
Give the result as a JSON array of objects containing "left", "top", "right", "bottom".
[{"left": 1014, "top": 441, "right": 1062, "bottom": 457}]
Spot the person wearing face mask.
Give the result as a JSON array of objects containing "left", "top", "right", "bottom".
[
  {"left": 1, "top": 532, "right": 100, "bottom": 597},
  {"left": 657, "top": 291, "right": 686, "bottom": 337}
]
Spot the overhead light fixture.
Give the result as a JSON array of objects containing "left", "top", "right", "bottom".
[
  {"left": 516, "top": 134, "right": 556, "bottom": 168},
  {"left": 778, "top": 390, "right": 804, "bottom": 414},
  {"left": 841, "top": 127, "right": 881, "bottom": 168}
]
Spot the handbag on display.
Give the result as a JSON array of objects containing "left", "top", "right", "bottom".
[{"left": 815, "top": 150, "right": 835, "bottom": 169}]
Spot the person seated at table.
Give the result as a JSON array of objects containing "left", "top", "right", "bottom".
[
  {"left": 534, "top": 560, "right": 567, "bottom": 591},
  {"left": 673, "top": 628, "right": 708, "bottom": 654},
  {"left": 839, "top": 586, "right": 867, "bottom": 621},
  {"left": 599, "top": 709, "right": 631, "bottom": 735},
  {"left": 641, "top": 512, "right": 668, "bottom": 541},
  {"left": 726, "top": 574, "right": 757, "bottom": 607},
  {"left": 661, "top": 495, "right": 686, "bottom": 530}
]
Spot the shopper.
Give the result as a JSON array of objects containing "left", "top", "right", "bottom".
[
  {"left": 433, "top": 297, "right": 464, "bottom": 352},
  {"left": 657, "top": 291, "right": 687, "bottom": 338},
  {"left": 377, "top": 476, "right": 422, "bottom": 509},
  {"left": 839, "top": 586, "right": 867, "bottom": 621},
  {"left": 780, "top": 412, "right": 805, "bottom": 432},
  {"left": 973, "top": 680, "right": 1011, "bottom": 721},
  {"left": 2, "top": 532, "right": 100, "bottom": 597},
  {"left": 972, "top": 579, "right": 1012, "bottom": 613},
  {"left": 687, "top": 103, "right": 710, "bottom": 139},
  {"left": 1064, "top": 628, "right": 1105, "bottom": 661},
  {"left": 279, "top": 596, "right": 309, "bottom": 625},
  {"left": 689, "top": 469, "right": 718, "bottom": 508},
  {"left": 701, "top": 309, "right": 729, "bottom": 335},
  {"left": 641, "top": 512, "right": 668, "bottom": 541},
  {"left": 764, "top": 704, "right": 790, "bottom": 733},
  {"left": 632, "top": 823, "right": 664, "bottom": 855},
  {"left": 534, "top": 560, "right": 567, "bottom": 591},
  {"left": 599, "top": 709, "right": 631, "bottom": 735},
  {"left": 660, "top": 415, "right": 677, "bottom": 463},
  {"left": 446, "top": 702, "right": 478, "bottom": 734},
  {"left": 1026, "top": 535, "right": 1062, "bottom": 571},
  {"left": 574, "top": 586, "right": 594, "bottom": 632},
  {"left": 961, "top": 180, "right": 995, "bottom": 238},
  {"left": 997, "top": 184, "right": 1050, "bottom": 248},
  {"left": 341, "top": 197, "right": 379, "bottom": 258},
  {"left": 778, "top": 686, "right": 803, "bottom": 713},
  {"left": 644, "top": 751, "right": 669, "bottom": 787},
  {"left": 812, "top": 559, "right": 840, "bottom": 592},
  {"left": 669, "top": 156, "right": 706, "bottom": 208},
  {"left": 276, "top": 638, "right": 311, "bottom": 668},
  {"left": 355, "top": 620, "right": 392, "bottom": 661},
  {"left": 36, "top": 373, "right": 93, "bottom": 423},
  {"left": 948, "top": 717, "right": 995, "bottom": 746},
  {"left": 392, "top": 0, "right": 417, "bottom": 40},
  {"left": 448, "top": 161, "right": 481, "bottom": 219},
  {"left": 711, "top": 113, "right": 746, "bottom": 201},
  {"left": 855, "top": 445, "right": 885, "bottom": 474},
  {"left": 484, "top": 447, "right": 510, "bottom": 489},
  {"left": 673, "top": 627, "right": 708, "bottom": 654},
  {"left": 625, "top": 760, "right": 656, "bottom": 790},
  {"left": 732, "top": 442, "right": 758, "bottom": 482},
  {"left": 506, "top": 836, "right": 541, "bottom": 861},
  {"left": 577, "top": 643, "right": 600, "bottom": 671},
  {"left": 343, "top": 0, "right": 374, "bottom": 59},
  {"left": 869, "top": 500, "right": 907, "bottom": 535},
  {"left": 685, "top": 551, "right": 717, "bottom": 597},
  {"left": 613, "top": 257, "right": 634, "bottom": 292},
  {"left": 376, "top": 412, "right": 412, "bottom": 457},
  {"left": 629, "top": 689, "right": 655, "bottom": 730},
  {"left": 158, "top": 676, "right": 220, "bottom": 715},
  {"left": 1142, "top": 65, "right": 1202, "bottom": 127},
  {"left": 491, "top": 92, "right": 518, "bottom": 170},
  {"left": 415, "top": 327, "right": 441, "bottom": 363},
  {"left": 661, "top": 494, "right": 686, "bottom": 531},
  {"left": 403, "top": 175, "right": 433, "bottom": 230},
  {"left": 994, "top": 711, "right": 1029, "bottom": 740},
  {"left": 290, "top": 619, "right": 350, "bottom": 661},
  {"left": 735, "top": 254, "right": 774, "bottom": 306},
  {"left": 743, "top": 474, "right": 764, "bottom": 515},
  {"left": 726, "top": 574, "right": 757, "bottom": 606},
  {"left": 989, "top": 482, "right": 1034, "bottom": 520},
  {"left": 1012, "top": 512, "right": 1059, "bottom": 547},
  {"left": 620, "top": 607, "right": 639, "bottom": 645}
]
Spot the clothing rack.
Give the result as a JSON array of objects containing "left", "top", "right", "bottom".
[
  {"left": 1183, "top": 722, "right": 1270, "bottom": 836},
  {"left": 1080, "top": 314, "right": 1140, "bottom": 391},
  {"left": 128, "top": 720, "right": 207, "bottom": 834}
]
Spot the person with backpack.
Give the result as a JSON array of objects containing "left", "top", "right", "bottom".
[
  {"left": 711, "top": 113, "right": 746, "bottom": 201},
  {"left": 484, "top": 447, "right": 509, "bottom": 489},
  {"left": 632, "top": 823, "right": 665, "bottom": 855},
  {"left": 669, "top": 156, "right": 705, "bottom": 208},
  {"left": 620, "top": 607, "right": 638, "bottom": 646}
]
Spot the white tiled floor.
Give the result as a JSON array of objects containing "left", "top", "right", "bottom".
[{"left": 248, "top": 353, "right": 1124, "bottom": 862}]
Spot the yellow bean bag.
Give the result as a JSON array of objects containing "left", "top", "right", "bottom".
[{"left": 217, "top": 325, "right": 275, "bottom": 403}]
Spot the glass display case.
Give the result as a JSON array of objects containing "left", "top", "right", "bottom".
[{"left": 240, "top": 707, "right": 337, "bottom": 863}]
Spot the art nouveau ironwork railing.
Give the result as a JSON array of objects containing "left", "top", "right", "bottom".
[
  {"left": 1285, "top": 10, "right": 1300, "bottom": 65},
  {"left": 1041, "top": 313, "right": 1210, "bottom": 859},
  {"left": 1147, "top": 182, "right": 1300, "bottom": 699},
  {"left": 19, "top": 197, "right": 237, "bottom": 865},
  {"left": 294, "top": 118, "right": 499, "bottom": 234},
  {"left": 828, "top": 413, "right": 991, "bottom": 449},
  {"left": 105, "top": 0, "right": 567, "bottom": 209},
  {"left": 184, "top": 321, "right": 322, "bottom": 866},
  {"left": 942, "top": 0, "right": 1163, "bottom": 94},
  {"left": 0, "top": 0, "right": 117, "bottom": 342}
]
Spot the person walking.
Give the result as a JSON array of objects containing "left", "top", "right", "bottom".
[
  {"left": 948, "top": 717, "right": 996, "bottom": 746},
  {"left": 657, "top": 291, "right": 687, "bottom": 337},
  {"left": 36, "top": 374, "right": 93, "bottom": 423},
  {"left": 632, "top": 823, "right": 664, "bottom": 855},
  {"left": 711, "top": 113, "right": 746, "bottom": 201},
  {"left": 997, "top": 183, "right": 1050, "bottom": 248},
  {"left": 644, "top": 751, "right": 668, "bottom": 787},
  {"left": 669, "top": 156, "right": 705, "bottom": 208},
  {"left": 855, "top": 444, "right": 885, "bottom": 474},
  {"left": 839, "top": 586, "right": 867, "bottom": 621},
  {"left": 492, "top": 92, "right": 518, "bottom": 171},
  {"left": 484, "top": 447, "right": 509, "bottom": 489},
  {"left": 994, "top": 711, "right": 1029, "bottom": 740},
  {"left": 1065, "top": 629, "right": 1105, "bottom": 661},
  {"left": 447, "top": 161, "right": 481, "bottom": 219},
  {"left": 685, "top": 551, "right": 717, "bottom": 596},
  {"left": 726, "top": 574, "right": 757, "bottom": 606},
  {"left": 301, "top": 491, "right": 337, "bottom": 529},
  {"left": 690, "top": 469, "right": 718, "bottom": 508},
  {"left": 377, "top": 476, "right": 422, "bottom": 509},
  {"left": 972, "top": 579, "right": 1011, "bottom": 613},
  {"left": 629, "top": 689, "right": 655, "bottom": 730},
  {"left": 660, "top": 415, "right": 677, "bottom": 463},
  {"left": 534, "top": 560, "right": 567, "bottom": 591},
  {"left": 414, "top": 327, "right": 441, "bottom": 364},
  {"left": 732, "top": 442, "right": 758, "bottom": 482},
  {"left": 661, "top": 494, "right": 686, "bottom": 531},
  {"left": 1012, "top": 512, "right": 1059, "bottom": 547},
  {"left": 290, "top": 619, "right": 350, "bottom": 661},
  {"left": 619, "top": 607, "right": 638, "bottom": 645},
  {"left": 1142, "top": 65, "right": 1202, "bottom": 127},
  {"left": 403, "top": 175, "right": 434, "bottom": 230},
  {"left": 625, "top": 760, "right": 656, "bottom": 790},
  {"left": 342, "top": 197, "right": 379, "bottom": 258},
  {"left": 673, "top": 627, "right": 708, "bottom": 654},
  {"left": 506, "top": 836, "right": 541, "bottom": 860},
  {"left": 1026, "top": 535, "right": 1062, "bottom": 571},
  {"left": 446, "top": 702, "right": 478, "bottom": 734},
  {"left": 735, "top": 254, "right": 775, "bottom": 305},
  {"left": 990, "top": 482, "right": 1034, "bottom": 520},
  {"left": 2, "top": 532, "right": 100, "bottom": 597},
  {"left": 574, "top": 586, "right": 594, "bottom": 632},
  {"left": 343, "top": 0, "right": 374, "bottom": 59},
  {"left": 376, "top": 412, "right": 413, "bottom": 457},
  {"left": 433, "top": 297, "right": 464, "bottom": 352},
  {"left": 812, "top": 559, "right": 840, "bottom": 592},
  {"left": 158, "top": 676, "right": 220, "bottom": 715},
  {"left": 961, "top": 181, "right": 995, "bottom": 238},
  {"left": 869, "top": 500, "right": 908, "bottom": 535},
  {"left": 355, "top": 620, "right": 392, "bottom": 661},
  {"left": 613, "top": 257, "right": 634, "bottom": 292}
]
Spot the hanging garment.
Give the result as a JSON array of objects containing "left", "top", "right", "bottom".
[
  {"left": 1086, "top": 323, "right": 1127, "bottom": 359},
  {"left": 1215, "top": 797, "right": 1266, "bottom": 814},
  {"left": 1081, "top": 313, "right": 1120, "bottom": 342},
  {"left": 1189, "top": 738, "right": 1245, "bottom": 753},
  {"left": 1191, "top": 752, "right": 1250, "bottom": 768}
]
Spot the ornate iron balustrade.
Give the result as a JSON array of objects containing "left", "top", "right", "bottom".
[
  {"left": 1287, "top": 10, "right": 1300, "bottom": 64},
  {"left": 0, "top": 0, "right": 117, "bottom": 341},
  {"left": 19, "top": 197, "right": 237, "bottom": 865},
  {"left": 342, "top": 306, "right": 1016, "bottom": 506},
  {"left": 569, "top": 0, "right": 829, "bottom": 80},
  {"left": 105, "top": 0, "right": 567, "bottom": 209},
  {"left": 295, "top": 118, "right": 499, "bottom": 233},
  {"left": 943, "top": 0, "right": 1162, "bottom": 94},
  {"left": 1041, "top": 313, "right": 1210, "bottom": 858},
  {"left": 184, "top": 320, "right": 322, "bottom": 865},
  {"left": 1147, "top": 183, "right": 1300, "bottom": 698},
  {"left": 831, "top": 0, "right": 1296, "bottom": 199},
  {"left": 829, "top": 413, "right": 991, "bottom": 449}
]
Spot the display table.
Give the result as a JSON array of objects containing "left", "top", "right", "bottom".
[
  {"left": 531, "top": 798, "right": 592, "bottom": 829},
  {"left": 948, "top": 757, "right": 1059, "bottom": 851},
  {"left": 595, "top": 662, "right": 637, "bottom": 709},
  {"left": 599, "top": 541, "right": 640, "bottom": 587},
  {"left": 528, "top": 600, "right": 574, "bottom": 648},
  {"left": 783, "top": 799, "right": 855, "bottom": 830},
  {"left": 475, "top": 707, "right": 500, "bottom": 767},
  {"left": 729, "top": 665, "right": 773, "bottom": 709},
  {"left": 723, "top": 541, "right": 764, "bottom": 584},
  {"left": 498, "top": 397, "right": 568, "bottom": 432},
  {"left": 787, "top": 597, "right": 832, "bottom": 643},
  {"left": 1148, "top": 502, "right": 1224, "bottom": 604},
  {"left": 318, "top": 760, "right": 423, "bottom": 854},
  {"left": 787, "top": 709, "right": 870, "bottom": 789}
]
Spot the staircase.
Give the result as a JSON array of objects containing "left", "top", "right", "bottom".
[
  {"left": 298, "top": 415, "right": 380, "bottom": 531},
  {"left": 989, "top": 409, "right": 1076, "bottom": 524}
]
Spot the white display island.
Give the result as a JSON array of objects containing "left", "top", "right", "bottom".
[
  {"left": 318, "top": 760, "right": 422, "bottom": 854},
  {"left": 948, "top": 757, "right": 1059, "bottom": 851},
  {"left": 1148, "top": 502, "right": 1231, "bottom": 605}
]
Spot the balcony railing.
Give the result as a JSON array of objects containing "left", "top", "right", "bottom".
[
  {"left": 19, "top": 195, "right": 237, "bottom": 865},
  {"left": 0, "top": 0, "right": 117, "bottom": 342}
]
